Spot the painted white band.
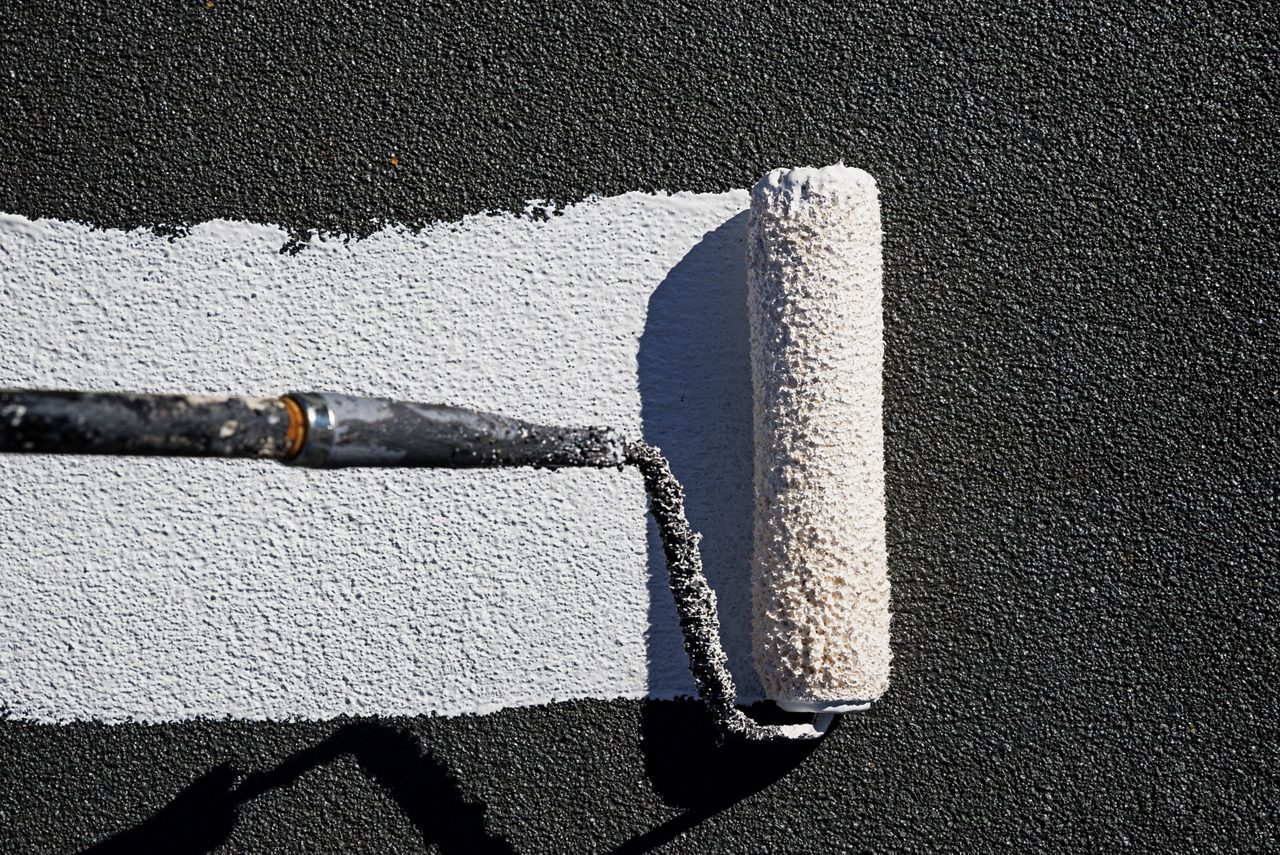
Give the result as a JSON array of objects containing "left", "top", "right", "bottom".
[{"left": 1, "top": 191, "right": 760, "bottom": 724}]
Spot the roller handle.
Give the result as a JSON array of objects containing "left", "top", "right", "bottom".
[
  {"left": 0, "top": 390, "right": 297, "bottom": 460},
  {"left": 0, "top": 390, "right": 624, "bottom": 470}
]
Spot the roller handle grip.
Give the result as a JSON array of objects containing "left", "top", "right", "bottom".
[{"left": 0, "top": 390, "right": 297, "bottom": 460}]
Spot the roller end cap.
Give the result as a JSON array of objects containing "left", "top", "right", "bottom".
[{"left": 774, "top": 698, "right": 873, "bottom": 714}]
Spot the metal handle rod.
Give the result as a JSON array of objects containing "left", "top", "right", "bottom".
[
  {"left": 0, "top": 389, "right": 625, "bottom": 470},
  {"left": 284, "top": 392, "right": 624, "bottom": 469}
]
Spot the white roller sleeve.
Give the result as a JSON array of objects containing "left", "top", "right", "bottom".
[{"left": 748, "top": 164, "right": 891, "bottom": 712}]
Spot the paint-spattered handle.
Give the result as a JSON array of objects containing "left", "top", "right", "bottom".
[
  {"left": 284, "top": 392, "right": 625, "bottom": 470},
  {"left": 0, "top": 389, "right": 626, "bottom": 471},
  {"left": 0, "top": 390, "right": 301, "bottom": 460}
]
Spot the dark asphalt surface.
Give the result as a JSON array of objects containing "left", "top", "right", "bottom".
[{"left": 2, "top": 2, "right": 1277, "bottom": 852}]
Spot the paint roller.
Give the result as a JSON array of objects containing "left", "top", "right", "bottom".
[
  {"left": 0, "top": 164, "right": 889, "bottom": 741},
  {"left": 749, "top": 165, "right": 891, "bottom": 715}
]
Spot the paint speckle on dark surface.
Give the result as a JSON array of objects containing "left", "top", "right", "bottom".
[{"left": 2, "top": 1, "right": 1277, "bottom": 853}]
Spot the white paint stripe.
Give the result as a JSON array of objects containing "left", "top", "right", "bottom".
[{"left": 0, "top": 191, "right": 759, "bottom": 723}]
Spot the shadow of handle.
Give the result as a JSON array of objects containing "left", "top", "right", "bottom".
[{"left": 80, "top": 723, "right": 514, "bottom": 855}]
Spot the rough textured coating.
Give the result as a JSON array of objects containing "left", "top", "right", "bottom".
[
  {"left": 0, "top": 194, "right": 757, "bottom": 723},
  {"left": 749, "top": 165, "right": 890, "bottom": 705},
  {"left": 2, "top": 2, "right": 1277, "bottom": 852}
]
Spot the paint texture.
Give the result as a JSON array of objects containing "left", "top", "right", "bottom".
[
  {"left": 2, "top": 2, "right": 1276, "bottom": 851},
  {"left": 0, "top": 192, "right": 759, "bottom": 723}
]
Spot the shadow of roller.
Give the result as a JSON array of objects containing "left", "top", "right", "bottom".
[
  {"left": 81, "top": 722, "right": 512, "bottom": 854},
  {"left": 615, "top": 701, "right": 834, "bottom": 854},
  {"left": 628, "top": 212, "right": 827, "bottom": 846},
  {"left": 637, "top": 210, "right": 756, "bottom": 698}
]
